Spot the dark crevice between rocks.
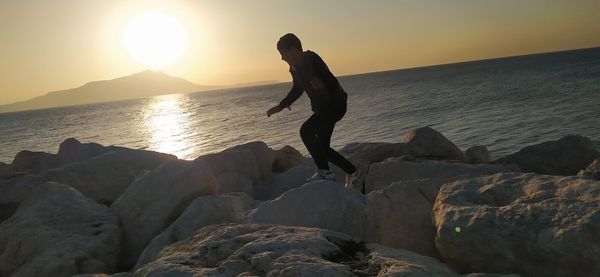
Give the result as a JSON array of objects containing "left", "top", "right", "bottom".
[
  {"left": 323, "top": 236, "right": 372, "bottom": 276},
  {"left": 0, "top": 203, "right": 19, "bottom": 224},
  {"left": 99, "top": 200, "right": 113, "bottom": 206}
]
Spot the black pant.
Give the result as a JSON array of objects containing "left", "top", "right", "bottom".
[{"left": 300, "top": 103, "right": 357, "bottom": 174}]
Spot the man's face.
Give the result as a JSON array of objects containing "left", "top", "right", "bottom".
[{"left": 278, "top": 47, "right": 301, "bottom": 66}]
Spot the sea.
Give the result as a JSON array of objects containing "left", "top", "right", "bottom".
[{"left": 1, "top": 47, "right": 599, "bottom": 164}]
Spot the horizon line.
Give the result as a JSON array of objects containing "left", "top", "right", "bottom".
[{"left": 1, "top": 45, "right": 598, "bottom": 110}]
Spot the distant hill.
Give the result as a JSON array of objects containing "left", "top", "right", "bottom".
[{"left": 0, "top": 70, "right": 220, "bottom": 113}]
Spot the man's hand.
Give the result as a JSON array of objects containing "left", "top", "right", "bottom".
[{"left": 267, "top": 105, "right": 291, "bottom": 117}]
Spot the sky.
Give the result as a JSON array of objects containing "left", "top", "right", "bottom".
[{"left": 1, "top": 0, "right": 599, "bottom": 105}]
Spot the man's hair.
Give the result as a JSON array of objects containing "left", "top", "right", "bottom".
[{"left": 277, "top": 33, "right": 302, "bottom": 51}]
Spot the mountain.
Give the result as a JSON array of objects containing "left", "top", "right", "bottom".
[{"left": 0, "top": 70, "right": 219, "bottom": 113}]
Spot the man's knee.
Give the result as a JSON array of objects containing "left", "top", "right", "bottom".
[{"left": 300, "top": 122, "right": 314, "bottom": 139}]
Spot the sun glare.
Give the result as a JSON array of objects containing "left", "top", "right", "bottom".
[
  {"left": 123, "top": 12, "right": 187, "bottom": 69},
  {"left": 144, "top": 94, "right": 195, "bottom": 159}
]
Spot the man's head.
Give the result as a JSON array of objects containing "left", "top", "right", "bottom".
[{"left": 277, "top": 33, "right": 303, "bottom": 66}]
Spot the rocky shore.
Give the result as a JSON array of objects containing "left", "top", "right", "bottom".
[{"left": 0, "top": 127, "right": 599, "bottom": 276}]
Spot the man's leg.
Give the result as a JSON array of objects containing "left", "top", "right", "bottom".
[
  {"left": 314, "top": 114, "right": 357, "bottom": 175},
  {"left": 301, "top": 108, "right": 357, "bottom": 174},
  {"left": 300, "top": 113, "right": 330, "bottom": 170}
]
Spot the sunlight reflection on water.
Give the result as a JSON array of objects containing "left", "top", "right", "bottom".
[{"left": 143, "top": 94, "right": 197, "bottom": 159}]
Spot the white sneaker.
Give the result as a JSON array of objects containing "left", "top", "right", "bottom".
[
  {"left": 305, "top": 169, "right": 336, "bottom": 183},
  {"left": 345, "top": 168, "right": 365, "bottom": 193}
]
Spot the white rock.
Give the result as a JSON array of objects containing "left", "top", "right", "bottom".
[
  {"left": 221, "top": 141, "right": 276, "bottom": 180},
  {"left": 366, "top": 181, "right": 441, "bottom": 257},
  {"left": 217, "top": 171, "right": 254, "bottom": 196},
  {"left": 246, "top": 181, "right": 368, "bottom": 239},
  {"left": 496, "top": 135, "right": 599, "bottom": 175},
  {"left": 365, "top": 243, "right": 459, "bottom": 276},
  {"left": 434, "top": 173, "right": 600, "bottom": 276},
  {"left": 135, "top": 223, "right": 459, "bottom": 276},
  {"left": 195, "top": 150, "right": 261, "bottom": 181},
  {"left": 405, "top": 126, "right": 464, "bottom": 160},
  {"left": 0, "top": 182, "right": 120, "bottom": 277},
  {"left": 10, "top": 138, "right": 121, "bottom": 174},
  {"left": 272, "top": 145, "right": 305, "bottom": 173},
  {"left": 56, "top": 138, "right": 110, "bottom": 165},
  {"left": 0, "top": 175, "right": 41, "bottom": 223},
  {"left": 365, "top": 158, "right": 520, "bottom": 193},
  {"left": 22, "top": 149, "right": 175, "bottom": 205},
  {"left": 253, "top": 165, "right": 314, "bottom": 200},
  {"left": 340, "top": 142, "right": 409, "bottom": 164},
  {"left": 110, "top": 158, "right": 219, "bottom": 269},
  {"left": 11, "top": 150, "right": 57, "bottom": 173},
  {"left": 577, "top": 158, "right": 600, "bottom": 180},
  {"left": 135, "top": 193, "right": 257, "bottom": 269},
  {"left": 245, "top": 174, "right": 486, "bottom": 259},
  {"left": 465, "top": 145, "right": 490, "bottom": 164}
]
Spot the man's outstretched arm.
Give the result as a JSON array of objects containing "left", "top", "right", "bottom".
[
  {"left": 267, "top": 79, "right": 303, "bottom": 117},
  {"left": 278, "top": 79, "right": 303, "bottom": 109}
]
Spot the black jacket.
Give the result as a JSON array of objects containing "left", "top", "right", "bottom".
[{"left": 278, "top": 50, "right": 348, "bottom": 113}]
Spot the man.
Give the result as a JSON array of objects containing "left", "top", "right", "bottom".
[{"left": 267, "top": 33, "right": 360, "bottom": 188}]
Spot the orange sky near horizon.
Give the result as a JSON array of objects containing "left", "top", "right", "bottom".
[{"left": 1, "top": 0, "right": 599, "bottom": 105}]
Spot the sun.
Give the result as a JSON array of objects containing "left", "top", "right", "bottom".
[{"left": 123, "top": 12, "right": 187, "bottom": 69}]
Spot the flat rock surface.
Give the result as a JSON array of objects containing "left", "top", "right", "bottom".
[
  {"left": 136, "top": 223, "right": 459, "bottom": 276},
  {"left": 246, "top": 181, "right": 368, "bottom": 240}
]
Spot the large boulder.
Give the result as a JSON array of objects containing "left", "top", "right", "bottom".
[
  {"left": 20, "top": 149, "right": 175, "bottom": 205},
  {"left": 0, "top": 182, "right": 120, "bottom": 277},
  {"left": 7, "top": 138, "right": 152, "bottom": 176},
  {"left": 10, "top": 138, "right": 120, "bottom": 174},
  {"left": 366, "top": 181, "right": 441, "bottom": 258},
  {"left": 246, "top": 180, "right": 368, "bottom": 239},
  {"left": 135, "top": 193, "right": 258, "bottom": 269},
  {"left": 405, "top": 126, "right": 464, "bottom": 161},
  {"left": 110, "top": 158, "right": 219, "bottom": 269},
  {"left": 433, "top": 173, "right": 600, "bottom": 276},
  {"left": 217, "top": 171, "right": 254, "bottom": 196},
  {"left": 0, "top": 175, "right": 45, "bottom": 223},
  {"left": 195, "top": 150, "right": 261, "bottom": 181},
  {"left": 340, "top": 142, "right": 409, "bottom": 165},
  {"left": 253, "top": 165, "right": 314, "bottom": 200},
  {"left": 365, "top": 157, "right": 520, "bottom": 193},
  {"left": 465, "top": 146, "right": 490, "bottom": 164},
  {"left": 11, "top": 150, "right": 58, "bottom": 173},
  {"left": 577, "top": 158, "right": 600, "bottom": 180},
  {"left": 272, "top": 145, "right": 306, "bottom": 173},
  {"left": 247, "top": 178, "right": 453, "bottom": 256},
  {"left": 496, "top": 135, "right": 599, "bottom": 175},
  {"left": 135, "top": 223, "right": 459, "bottom": 276},
  {"left": 57, "top": 138, "right": 110, "bottom": 165},
  {"left": 221, "top": 141, "right": 275, "bottom": 180}
]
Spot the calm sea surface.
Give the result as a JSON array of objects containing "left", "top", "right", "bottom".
[{"left": 1, "top": 48, "right": 599, "bottom": 163}]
